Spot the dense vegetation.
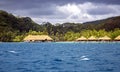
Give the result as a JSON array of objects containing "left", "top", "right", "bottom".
[{"left": 0, "top": 10, "right": 120, "bottom": 42}]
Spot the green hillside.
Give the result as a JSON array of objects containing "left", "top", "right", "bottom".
[
  {"left": 0, "top": 10, "right": 120, "bottom": 41},
  {"left": 83, "top": 16, "right": 120, "bottom": 31},
  {"left": 0, "top": 10, "right": 43, "bottom": 41}
]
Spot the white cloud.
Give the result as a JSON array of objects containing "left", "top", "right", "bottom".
[
  {"left": 57, "top": 3, "right": 81, "bottom": 15},
  {"left": 54, "top": 2, "right": 120, "bottom": 23},
  {"left": 56, "top": 2, "right": 95, "bottom": 22}
]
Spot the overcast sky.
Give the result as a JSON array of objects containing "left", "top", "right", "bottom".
[{"left": 0, "top": 0, "right": 120, "bottom": 24}]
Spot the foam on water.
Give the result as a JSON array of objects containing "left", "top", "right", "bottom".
[
  {"left": 9, "top": 51, "right": 18, "bottom": 53},
  {"left": 81, "top": 58, "right": 90, "bottom": 61},
  {"left": 80, "top": 55, "right": 90, "bottom": 61},
  {"left": 81, "top": 56, "right": 86, "bottom": 58}
]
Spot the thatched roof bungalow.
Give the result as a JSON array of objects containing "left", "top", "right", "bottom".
[
  {"left": 24, "top": 35, "right": 53, "bottom": 42},
  {"left": 114, "top": 35, "right": 120, "bottom": 41},
  {"left": 88, "top": 36, "right": 98, "bottom": 41},
  {"left": 98, "top": 36, "right": 111, "bottom": 41},
  {"left": 76, "top": 36, "right": 87, "bottom": 41}
]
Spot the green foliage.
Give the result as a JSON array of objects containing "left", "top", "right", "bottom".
[
  {"left": 64, "top": 31, "right": 80, "bottom": 41},
  {"left": 97, "top": 29, "right": 108, "bottom": 37},
  {"left": 109, "top": 28, "right": 120, "bottom": 39},
  {"left": 0, "top": 31, "right": 16, "bottom": 42},
  {"left": 27, "top": 30, "right": 48, "bottom": 35},
  {"left": 13, "top": 35, "right": 25, "bottom": 42}
]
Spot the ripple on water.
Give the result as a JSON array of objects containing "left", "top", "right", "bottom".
[
  {"left": 53, "top": 58, "right": 63, "bottom": 62},
  {"left": 98, "top": 68, "right": 114, "bottom": 72},
  {"left": 32, "top": 60, "right": 42, "bottom": 63},
  {"left": 49, "top": 66, "right": 61, "bottom": 70},
  {"left": 16, "top": 68, "right": 34, "bottom": 72},
  {"left": 0, "top": 42, "right": 120, "bottom": 72}
]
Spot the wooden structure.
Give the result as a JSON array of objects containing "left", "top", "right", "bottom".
[
  {"left": 98, "top": 36, "right": 111, "bottom": 41},
  {"left": 114, "top": 35, "right": 120, "bottom": 41},
  {"left": 88, "top": 36, "right": 98, "bottom": 41},
  {"left": 24, "top": 35, "right": 53, "bottom": 42},
  {"left": 76, "top": 36, "right": 87, "bottom": 41}
]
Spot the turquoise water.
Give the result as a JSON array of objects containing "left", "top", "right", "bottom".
[{"left": 0, "top": 42, "right": 120, "bottom": 72}]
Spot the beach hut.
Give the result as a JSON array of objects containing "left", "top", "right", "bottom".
[
  {"left": 76, "top": 36, "right": 87, "bottom": 41},
  {"left": 98, "top": 36, "right": 111, "bottom": 41},
  {"left": 88, "top": 36, "right": 98, "bottom": 41},
  {"left": 24, "top": 35, "right": 53, "bottom": 42},
  {"left": 114, "top": 35, "right": 120, "bottom": 41}
]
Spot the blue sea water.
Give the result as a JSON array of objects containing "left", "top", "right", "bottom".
[{"left": 0, "top": 42, "right": 120, "bottom": 72}]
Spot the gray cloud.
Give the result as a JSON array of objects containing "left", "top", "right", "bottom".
[
  {"left": 0, "top": 0, "right": 120, "bottom": 24},
  {"left": 1, "top": 0, "right": 120, "bottom": 10},
  {"left": 87, "top": 6, "right": 116, "bottom": 15}
]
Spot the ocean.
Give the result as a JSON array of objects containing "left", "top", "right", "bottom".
[{"left": 0, "top": 42, "right": 120, "bottom": 72}]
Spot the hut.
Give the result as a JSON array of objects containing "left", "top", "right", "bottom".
[
  {"left": 88, "top": 36, "right": 98, "bottom": 41},
  {"left": 114, "top": 35, "right": 120, "bottom": 41},
  {"left": 76, "top": 36, "right": 87, "bottom": 41},
  {"left": 24, "top": 35, "right": 53, "bottom": 42},
  {"left": 98, "top": 36, "right": 111, "bottom": 41}
]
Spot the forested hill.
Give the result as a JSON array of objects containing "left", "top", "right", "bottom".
[
  {"left": 0, "top": 10, "right": 43, "bottom": 33},
  {"left": 83, "top": 16, "right": 120, "bottom": 31},
  {"left": 83, "top": 16, "right": 120, "bottom": 25},
  {"left": 0, "top": 10, "right": 120, "bottom": 41},
  {"left": 0, "top": 10, "right": 44, "bottom": 41}
]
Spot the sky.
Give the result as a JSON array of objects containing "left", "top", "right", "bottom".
[{"left": 0, "top": 0, "right": 120, "bottom": 24}]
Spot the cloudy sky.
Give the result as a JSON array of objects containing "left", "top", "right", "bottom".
[{"left": 0, "top": 0, "right": 120, "bottom": 24}]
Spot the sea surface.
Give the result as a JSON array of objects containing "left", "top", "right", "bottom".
[{"left": 0, "top": 42, "right": 120, "bottom": 72}]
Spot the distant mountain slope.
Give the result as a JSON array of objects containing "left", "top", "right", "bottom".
[
  {"left": 103, "top": 16, "right": 120, "bottom": 31},
  {"left": 83, "top": 16, "right": 120, "bottom": 25},
  {"left": 83, "top": 16, "right": 120, "bottom": 31},
  {"left": 0, "top": 10, "right": 43, "bottom": 33},
  {"left": 83, "top": 19, "right": 106, "bottom": 25}
]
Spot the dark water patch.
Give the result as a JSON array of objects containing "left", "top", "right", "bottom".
[
  {"left": 66, "top": 62, "right": 74, "bottom": 65},
  {"left": 106, "top": 68, "right": 114, "bottom": 71},
  {"left": 98, "top": 68, "right": 114, "bottom": 72},
  {"left": 0, "top": 68, "right": 5, "bottom": 72},
  {"left": 113, "top": 53, "right": 120, "bottom": 57},
  {"left": 16, "top": 68, "right": 34, "bottom": 72},
  {"left": 16, "top": 67, "right": 27, "bottom": 70},
  {"left": 0, "top": 53, "right": 3, "bottom": 56},
  {"left": 48, "top": 66, "right": 61, "bottom": 70},
  {"left": 17, "top": 61, "right": 32, "bottom": 66},
  {"left": 0, "top": 70, "right": 5, "bottom": 72},
  {"left": 53, "top": 58, "right": 63, "bottom": 62}
]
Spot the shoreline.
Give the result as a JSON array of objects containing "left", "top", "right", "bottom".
[{"left": 0, "top": 41, "right": 120, "bottom": 43}]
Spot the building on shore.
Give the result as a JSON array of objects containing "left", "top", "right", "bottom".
[
  {"left": 24, "top": 35, "right": 53, "bottom": 42},
  {"left": 76, "top": 36, "right": 87, "bottom": 41},
  {"left": 98, "top": 36, "right": 111, "bottom": 41},
  {"left": 88, "top": 36, "right": 98, "bottom": 41},
  {"left": 114, "top": 35, "right": 120, "bottom": 41}
]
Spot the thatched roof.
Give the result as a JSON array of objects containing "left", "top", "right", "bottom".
[
  {"left": 24, "top": 35, "right": 53, "bottom": 41},
  {"left": 76, "top": 36, "right": 87, "bottom": 41},
  {"left": 88, "top": 36, "right": 97, "bottom": 40},
  {"left": 114, "top": 35, "right": 120, "bottom": 40},
  {"left": 98, "top": 36, "right": 111, "bottom": 41}
]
